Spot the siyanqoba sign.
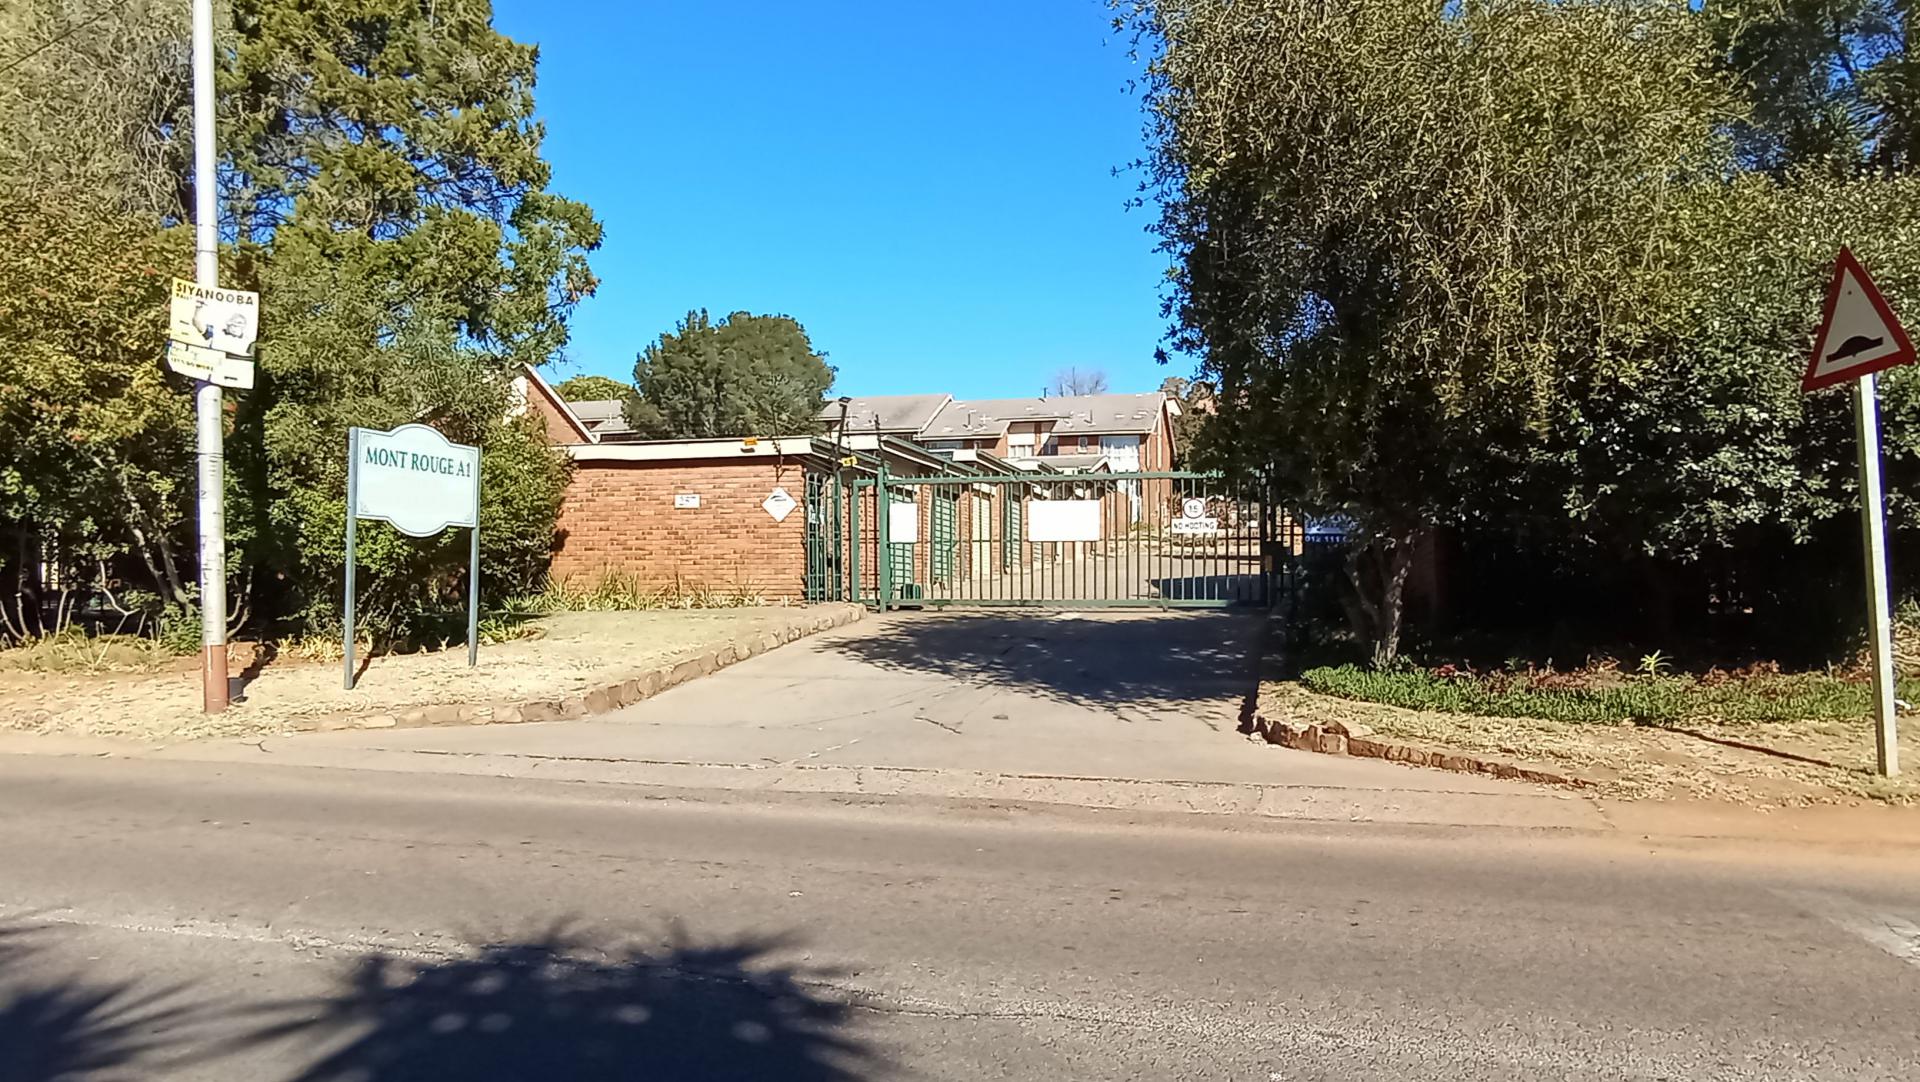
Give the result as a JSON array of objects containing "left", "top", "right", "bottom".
[
  {"left": 351, "top": 424, "right": 480, "bottom": 537},
  {"left": 343, "top": 425, "right": 483, "bottom": 688}
]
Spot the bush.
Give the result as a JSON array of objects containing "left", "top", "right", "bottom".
[
  {"left": 532, "top": 569, "right": 765, "bottom": 612},
  {"left": 1301, "top": 663, "right": 1910, "bottom": 726}
]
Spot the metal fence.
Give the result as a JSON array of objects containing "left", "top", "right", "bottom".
[{"left": 807, "top": 470, "right": 1280, "bottom": 609}]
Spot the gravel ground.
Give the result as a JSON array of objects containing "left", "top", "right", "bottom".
[
  {"left": 1260, "top": 679, "right": 1920, "bottom": 805},
  {"left": 0, "top": 607, "right": 849, "bottom": 743}
]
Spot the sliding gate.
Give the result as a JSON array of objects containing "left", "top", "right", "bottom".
[{"left": 825, "top": 470, "right": 1275, "bottom": 609}]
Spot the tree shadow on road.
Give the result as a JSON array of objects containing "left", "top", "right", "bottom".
[
  {"left": 241, "top": 923, "right": 877, "bottom": 1082},
  {"left": 826, "top": 610, "right": 1265, "bottom": 713},
  {"left": 0, "top": 923, "right": 207, "bottom": 1082}
]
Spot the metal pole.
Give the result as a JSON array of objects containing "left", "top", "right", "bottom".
[
  {"left": 191, "top": 0, "right": 228, "bottom": 712},
  {"left": 343, "top": 430, "right": 359, "bottom": 690},
  {"left": 467, "top": 453, "right": 482, "bottom": 668},
  {"left": 1855, "top": 373, "right": 1900, "bottom": 776},
  {"left": 467, "top": 525, "right": 481, "bottom": 668},
  {"left": 876, "top": 462, "right": 892, "bottom": 610},
  {"left": 849, "top": 481, "right": 863, "bottom": 605}
]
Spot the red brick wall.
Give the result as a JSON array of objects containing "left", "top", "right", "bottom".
[
  {"left": 552, "top": 457, "right": 813, "bottom": 600},
  {"left": 520, "top": 375, "right": 591, "bottom": 445}
]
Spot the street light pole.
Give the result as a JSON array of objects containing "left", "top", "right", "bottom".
[{"left": 192, "top": 0, "right": 228, "bottom": 712}]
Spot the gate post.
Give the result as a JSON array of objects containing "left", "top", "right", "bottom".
[
  {"left": 831, "top": 471, "right": 844, "bottom": 601},
  {"left": 875, "top": 462, "right": 892, "bottom": 611}
]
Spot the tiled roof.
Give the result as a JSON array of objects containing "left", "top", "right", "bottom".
[
  {"left": 566, "top": 398, "right": 635, "bottom": 438},
  {"left": 921, "top": 393, "right": 1166, "bottom": 439},
  {"left": 817, "top": 394, "right": 952, "bottom": 433}
]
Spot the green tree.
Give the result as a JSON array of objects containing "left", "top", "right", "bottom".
[
  {"left": 1129, "top": 0, "right": 1920, "bottom": 664},
  {"left": 625, "top": 311, "right": 835, "bottom": 439},
  {"left": 554, "top": 374, "right": 631, "bottom": 401},
  {"left": 1125, "top": 0, "right": 1741, "bottom": 662},
  {"left": 0, "top": 1, "right": 597, "bottom": 640},
  {"left": 1157, "top": 376, "right": 1213, "bottom": 464},
  {"left": 1708, "top": 0, "right": 1920, "bottom": 176}
]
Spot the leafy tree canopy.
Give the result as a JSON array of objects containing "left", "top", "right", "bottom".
[
  {"left": 1124, "top": 0, "right": 1920, "bottom": 662},
  {"left": 625, "top": 311, "right": 835, "bottom": 439},
  {"left": 554, "top": 374, "right": 631, "bottom": 401},
  {"left": 1708, "top": 0, "right": 1920, "bottom": 176},
  {"left": 0, "top": 1, "right": 596, "bottom": 641}
]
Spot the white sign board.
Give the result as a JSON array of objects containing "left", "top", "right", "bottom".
[
  {"left": 1171, "top": 516, "right": 1220, "bottom": 536},
  {"left": 674, "top": 493, "right": 701, "bottom": 509},
  {"left": 1028, "top": 500, "right": 1101, "bottom": 542},
  {"left": 350, "top": 424, "right": 480, "bottom": 537},
  {"left": 1182, "top": 497, "right": 1207, "bottom": 519},
  {"left": 164, "top": 340, "right": 256, "bottom": 389},
  {"left": 888, "top": 502, "right": 920, "bottom": 543},
  {"left": 763, "top": 486, "right": 797, "bottom": 522}
]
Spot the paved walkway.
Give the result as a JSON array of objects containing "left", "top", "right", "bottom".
[
  {"left": 6, "top": 610, "right": 1920, "bottom": 845},
  {"left": 58, "top": 610, "right": 1605, "bottom": 829}
]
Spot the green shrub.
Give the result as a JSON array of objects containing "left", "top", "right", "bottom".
[
  {"left": 1300, "top": 664, "right": 1907, "bottom": 726},
  {"left": 533, "top": 570, "right": 765, "bottom": 612}
]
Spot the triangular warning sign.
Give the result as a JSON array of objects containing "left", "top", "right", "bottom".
[{"left": 1804, "top": 248, "right": 1918, "bottom": 392}]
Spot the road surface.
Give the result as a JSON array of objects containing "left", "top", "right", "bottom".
[{"left": 3, "top": 755, "right": 1919, "bottom": 1080}]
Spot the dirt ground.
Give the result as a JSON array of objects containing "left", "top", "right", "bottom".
[
  {"left": 1260, "top": 679, "right": 1920, "bottom": 805},
  {"left": 0, "top": 608, "right": 853, "bottom": 743}
]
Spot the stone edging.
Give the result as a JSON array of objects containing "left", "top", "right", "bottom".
[
  {"left": 1245, "top": 713, "right": 1591, "bottom": 789},
  {"left": 301, "top": 603, "right": 866, "bottom": 734}
]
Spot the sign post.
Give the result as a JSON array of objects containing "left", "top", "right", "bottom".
[
  {"left": 342, "top": 425, "right": 483, "bottom": 690},
  {"left": 1804, "top": 248, "right": 1917, "bottom": 776},
  {"left": 188, "top": 0, "right": 229, "bottom": 713}
]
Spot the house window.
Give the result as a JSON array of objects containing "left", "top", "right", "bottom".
[{"left": 1008, "top": 431, "right": 1036, "bottom": 456}]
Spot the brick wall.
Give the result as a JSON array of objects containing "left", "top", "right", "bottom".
[
  {"left": 553, "top": 457, "right": 814, "bottom": 601},
  {"left": 517, "top": 373, "right": 592, "bottom": 445}
]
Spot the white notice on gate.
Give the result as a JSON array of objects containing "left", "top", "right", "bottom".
[
  {"left": 888, "top": 502, "right": 920, "bottom": 543},
  {"left": 1028, "top": 500, "right": 1101, "bottom": 542}
]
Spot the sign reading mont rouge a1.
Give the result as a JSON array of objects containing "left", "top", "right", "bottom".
[
  {"left": 350, "top": 424, "right": 480, "bottom": 537},
  {"left": 343, "top": 424, "right": 483, "bottom": 690}
]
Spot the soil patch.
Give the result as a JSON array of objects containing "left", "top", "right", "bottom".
[
  {"left": 0, "top": 606, "right": 861, "bottom": 743},
  {"left": 1257, "top": 679, "right": 1920, "bottom": 805}
]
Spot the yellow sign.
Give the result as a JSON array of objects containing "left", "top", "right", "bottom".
[
  {"left": 166, "top": 278, "right": 259, "bottom": 389},
  {"left": 169, "top": 278, "right": 259, "bottom": 355}
]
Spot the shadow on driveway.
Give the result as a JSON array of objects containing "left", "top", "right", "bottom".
[{"left": 825, "top": 610, "right": 1266, "bottom": 714}]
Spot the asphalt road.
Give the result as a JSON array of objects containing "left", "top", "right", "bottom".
[{"left": 3, "top": 755, "right": 1919, "bottom": 1081}]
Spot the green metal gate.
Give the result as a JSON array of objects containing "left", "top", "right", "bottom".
[
  {"left": 929, "top": 488, "right": 959, "bottom": 585},
  {"left": 842, "top": 470, "right": 1273, "bottom": 609}
]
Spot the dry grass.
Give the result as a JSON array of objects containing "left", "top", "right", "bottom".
[
  {"left": 1259, "top": 679, "right": 1920, "bottom": 806},
  {"left": 0, "top": 607, "right": 851, "bottom": 743},
  {"left": 0, "top": 633, "right": 173, "bottom": 675}
]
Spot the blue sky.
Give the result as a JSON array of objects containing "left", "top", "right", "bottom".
[{"left": 491, "top": 0, "right": 1183, "bottom": 399}]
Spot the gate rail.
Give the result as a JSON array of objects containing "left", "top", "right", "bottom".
[{"left": 811, "top": 469, "right": 1280, "bottom": 610}]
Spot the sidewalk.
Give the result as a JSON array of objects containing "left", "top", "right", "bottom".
[
  {"left": 9, "top": 710, "right": 1918, "bottom": 852},
  {"left": 6, "top": 607, "right": 1917, "bottom": 851}
]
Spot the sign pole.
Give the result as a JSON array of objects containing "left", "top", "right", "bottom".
[
  {"left": 191, "top": 0, "right": 228, "bottom": 713},
  {"left": 467, "top": 457, "right": 481, "bottom": 668},
  {"left": 343, "top": 429, "right": 359, "bottom": 691},
  {"left": 1854, "top": 373, "right": 1900, "bottom": 776}
]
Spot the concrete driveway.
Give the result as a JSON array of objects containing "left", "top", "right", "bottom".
[{"left": 201, "top": 610, "right": 1539, "bottom": 803}]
